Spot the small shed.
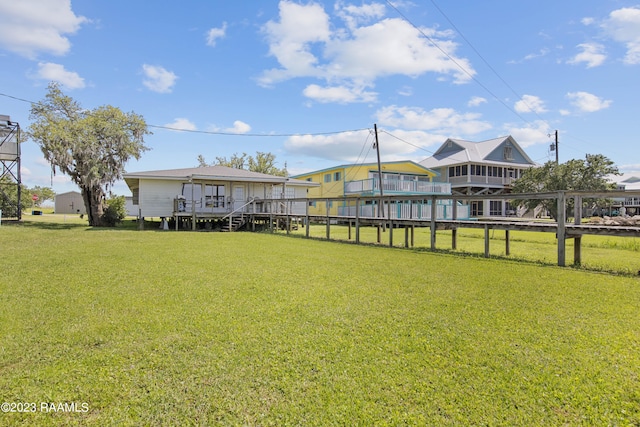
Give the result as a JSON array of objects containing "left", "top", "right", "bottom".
[{"left": 54, "top": 191, "right": 86, "bottom": 215}]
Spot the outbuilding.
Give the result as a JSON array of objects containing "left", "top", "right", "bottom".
[{"left": 54, "top": 191, "right": 87, "bottom": 215}]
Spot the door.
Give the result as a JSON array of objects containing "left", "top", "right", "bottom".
[{"left": 232, "top": 185, "right": 245, "bottom": 212}]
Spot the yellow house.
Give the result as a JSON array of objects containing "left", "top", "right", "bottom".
[{"left": 292, "top": 161, "right": 455, "bottom": 218}]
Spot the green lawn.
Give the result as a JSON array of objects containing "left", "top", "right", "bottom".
[
  {"left": 1, "top": 217, "right": 639, "bottom": 425},
  {"left": 290, "top": 223, "right": 640, "bottom": 275}
]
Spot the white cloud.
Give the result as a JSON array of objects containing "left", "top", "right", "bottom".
[
  {"left": 33, "top": 62, "right": 85, "bottom": 89},
  {"left": 375, "top": 105, "right": 492, "bottom": 136},
  {"left": 567, "top": 43, "right": 606, "bottom": 68},
  {"left": 582, "top": 17, "right": 595, "bottom": 26},
  {"left": 206, "top": 22, "right": 227, "bottom": 47},
  {"left": 602, "top": 7, "right": 640, "bottom": 64},
  {"left": 142, "top": 64, "right": 178, "bottom": 93},
  {"left": 284, "top": 130, "right": 372, "bottom": 162},
  {"left": 303, "top": 84, "right": 377, "bottom": 103},
  {"left": 514, "top": 94, "right": 547, "bottom": 114},
  {"left": 284, "top": 127, "right": 445, "bottom": 163},
  {"left": 467, "top": 96, "right": 487, "bottom": 107},
  {"left": 164, "top": 118, "right": 197, "bottom": 131},
  {"left": 505, "top": 120, "right": 552, "bottom": 148},
  {"left": 223, "top": 120, "right": 251, "bottom": 134},
  {"left": 0, "top": 0, "right": 87, "bottom": 58},
  {"left": 259, "top": 1, "right": 475, "bottom": 102},
  {"left": 566, "top": 91, "right": 612, "bottom": 113},
  {"left": 260, "top": 1, "right": 331, "bottom": 84},
  {"left": 335, "top": 1, "right": 386, "bottom": 31}
]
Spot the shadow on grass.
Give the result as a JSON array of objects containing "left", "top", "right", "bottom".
[{"left": 4, "top": 220, "right": 89, "bottom": 231}]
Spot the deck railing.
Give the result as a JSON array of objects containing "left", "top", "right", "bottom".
[{"left": 345, "top": 178, "right": 451, "bottom": 195}]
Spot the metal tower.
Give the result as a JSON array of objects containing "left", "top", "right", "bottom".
[{"left": 0, "top": 115, "right": 22, "bottom": 221}]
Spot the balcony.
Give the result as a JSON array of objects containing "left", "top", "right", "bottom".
[{"left": 345, "top": 178, "right": 451, "bottom": 196}]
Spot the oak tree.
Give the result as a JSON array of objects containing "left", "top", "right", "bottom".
[
  {"left": 511, "top": 154, "right": 619, "bottom": 220},
  {"left": 29, "top": 83, "right": 150, "bottom": 226}
]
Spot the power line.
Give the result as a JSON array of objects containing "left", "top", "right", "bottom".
[
  {"left": 428, "top": 0, "right": 549, "bottom": 125},
  {"left": 0, "top": 92, "right": 369, "bottom": 138},
  {"left": 384, "top": 0, "right": 549, "bottom": 137}
]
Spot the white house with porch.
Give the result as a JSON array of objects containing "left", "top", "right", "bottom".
[
  {"left": 420, "top": 136, "right": 537, "bottom": 217},
  {"left": 123, "top": 165, "right": 318, "bottom": 230}
]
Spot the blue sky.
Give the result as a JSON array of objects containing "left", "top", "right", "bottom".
[{"left": 1, "top": 0, "right": 639, "bottom": 196}]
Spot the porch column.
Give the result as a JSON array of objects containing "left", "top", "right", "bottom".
[{"left": 191, "top": 178, "right": 196, "bottom": 231}]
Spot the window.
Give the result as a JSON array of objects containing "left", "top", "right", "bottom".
[
  {"left": 324, "top": 174, "right": 331, "bottom": 183},
  {"left": 471, "top": 201, "right": 483, "bottom": 216},
  {"left": 489, "top": 200, "right": 502, "bottom": 216},
  {"left": 503, "top": 146, "right": 513, "bottom": 160},
  {"left": 205, "top": 184, "right": 225, "bottom": 208},
  {"left": 334, "top": 171, "right": 342, "bottom": 181},
  {"left": 306, "top": 177, "right": 313, "bottom": 182}
]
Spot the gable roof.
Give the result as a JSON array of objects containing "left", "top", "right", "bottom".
[
  {"left": 123, "top": 165, "right": 317, "bottom": 186},
  {"left": 609, "top": 173, "right": 640, "bottom": 190},
  {"left": 420, "top": 136, "right": 536, "bottom": 168}
]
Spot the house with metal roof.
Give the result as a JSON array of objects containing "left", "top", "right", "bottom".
[
  {"left": 419, "top": 136, "right": 537, "bottom": 217},
  {"left": 123, "top": 165, "right": 318, "bottom": 230},
  {"left": 608, "top": 173, "right": 640, "bottom": 216}
]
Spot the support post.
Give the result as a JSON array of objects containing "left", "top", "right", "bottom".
[
  {"left": 305, "top": 198, "right": 310, "bottom": 238},
  {"left": 505, "top": 230, "right": 510, "bottom": 256},
  {"left": 388, "top": 200, "right": 393, "bottom": 247},
  {"left": 574, "top": 195, "right": 582, "bottom": 265},
  {"left": 326, "top": 199, "right": 330, "bottom": 240},
  {"left": 405, "top": 226, "right": 409, "bottom": 248},
  {"left": 191, "top": 181, "right": 196, "bottom": 231},
  {"left": 355, "top": 198, "right": 360, "bottom": 244},
  {"left": 557, "top": 191, "right": 566, "bottom": 267},
  {"left": 430, "top": 196, "right": 437, "bottom": 250},
  {"left": 484, "top": 225, "right": 490, "bottom": 257},
  {"left": 452, "top": 197, "right": 457, "bottom": 250},
  {"left": 269, "top": 202, "right": 273, "bottom": 233},
  {"left": 286, "top": 200, "right": 290, "bottom": 235}
]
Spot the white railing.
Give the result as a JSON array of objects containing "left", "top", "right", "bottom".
[
  {"left": 448, "top": 176, "right": 517, "bottom": 186},
  {"left": 345, "top": 178, "right": 451, "bottom": 195},
  {"left": 338, "top": 202, "right": 469, "bottom": 220}
]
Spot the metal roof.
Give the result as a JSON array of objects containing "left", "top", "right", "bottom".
[
  {"left": 123, "top": 165, "right": 317, "bottom": 186},
  {"left": 420, "top": 136, "right": 537, "bottom": 168}
]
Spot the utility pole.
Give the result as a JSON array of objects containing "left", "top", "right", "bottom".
[
  {"left": 374, "top": 124, "right": 384, "bottom": 218},
  {"left": 555, "top": 130, "right": 559, "bottom": 164}
]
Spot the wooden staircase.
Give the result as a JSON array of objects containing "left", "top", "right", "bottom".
[{"left": 220, "top": 216, "right": 246, "bottom": 232}]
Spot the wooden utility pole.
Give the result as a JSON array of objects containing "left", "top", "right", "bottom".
[
  {"left": 374, "top": 124, "right": 384, "bottom": 218},
  {"left": 555, "top": 130, "right": 559, "bottom": 164}
]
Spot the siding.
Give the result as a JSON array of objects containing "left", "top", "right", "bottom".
[
  {"left": 139, "top": 180, "right": 182, "bottom": 217},
  {"left": 54, "top": 192, "right": 87, "bottom": 214}
]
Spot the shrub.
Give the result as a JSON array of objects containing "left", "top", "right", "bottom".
[{"left": 101, "top": 195, "right": 127, "bottom": 226}]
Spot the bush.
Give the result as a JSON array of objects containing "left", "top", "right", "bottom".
[{"left": 101, "top": 195, "right": 127, "bottom": 226}]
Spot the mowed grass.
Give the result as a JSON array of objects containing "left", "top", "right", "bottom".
[
  {"left": 293, "top": 223, "right": 640, "bottom": 275},
  {"left": 0, "top": 218, "right": 639, "bottom": 425}
]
